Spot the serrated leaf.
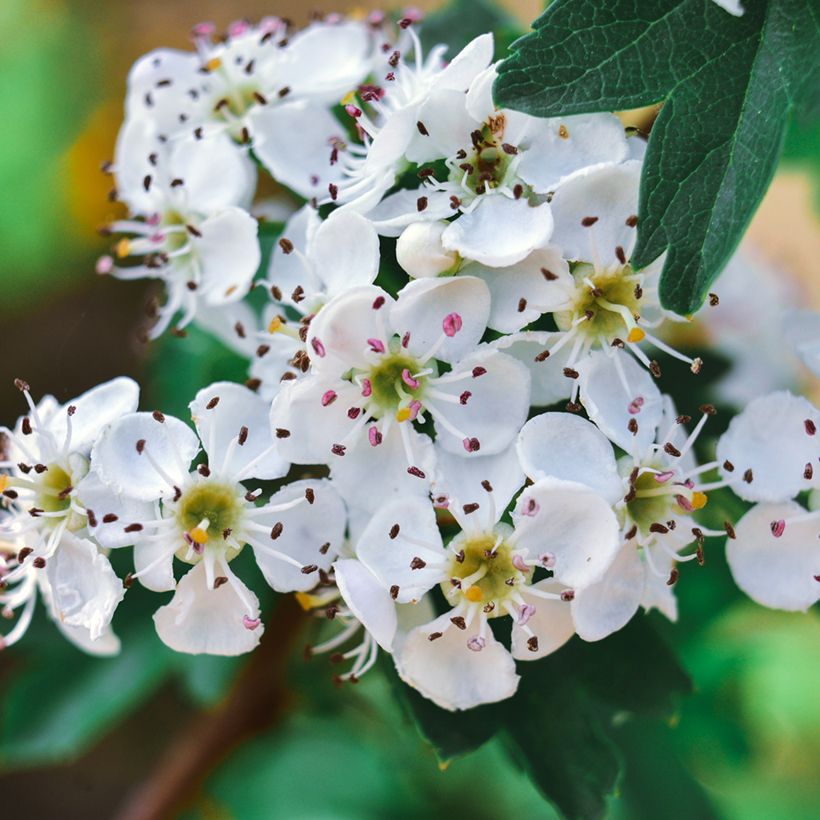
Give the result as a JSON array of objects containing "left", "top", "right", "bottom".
[{"left": 495, "top": 0, "right": 820, "bottom": 314}]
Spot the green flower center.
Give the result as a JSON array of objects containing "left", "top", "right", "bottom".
[
  {"left": 442, "top": 529, "right": 531, "bottom": 617},
  {"left": 555, "top": 262, "right": 644, "bottom": 343},
  {"left": 175, "top": 481, "right": 245, "bottom": 563},
  {"left": 367, "top": 353, "right": 425, "bottom": 413},
  {"left": 450, "top": 118, "right": 520, "bottom": 197},
  {"left": 37, "top": 464, "right": 73, "bottom": 515}
]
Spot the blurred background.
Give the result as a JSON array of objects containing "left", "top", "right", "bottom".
[{"left": 0, "top": 1, "right": 818, "bottom": 818}]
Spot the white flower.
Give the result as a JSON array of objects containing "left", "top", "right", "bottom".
[
  {"left": 0, "top": 523, "right": 123, "bottom": 655},
  {"left": 516, "top": 351, "right": 721, "bottom": 639},
  {"left": 269, "top": 277, "right": 530, "bottom": 512},
  {"left": 533, "top": 161, "right": 702, "bottom": 384},
  {"left": 336, "top": 448, "right": 620, "bottom": 710},
  {"left": 103, "top": 117, "right": 260, "bottom": 338},
  {"left": 331, "top": 31, "right": 495, "bottom": 213},
  {"left": 89, "top": 382, "right": 346, "bottom": 655},
  {"left": 715, "top": 392, "right": 820, "bottom": 612},
  {"left": 396, "top": 221, "right": 460, "bottom": 278},
  {"left": 124, "top": 18, "right": 373, "bottom": 196}
]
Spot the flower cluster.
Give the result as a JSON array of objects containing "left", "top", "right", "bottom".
[{"left": 3, "top": 15, "right": 816, "bottom": 711}]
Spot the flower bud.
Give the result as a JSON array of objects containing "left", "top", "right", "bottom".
[{"left": 396, "top": 221, "right": 459, "bottom": 278}]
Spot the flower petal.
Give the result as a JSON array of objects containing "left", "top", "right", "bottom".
[
  {"left": 512, "top": 477, "right": 621, "bottom": 588},
  {"left": 190, "top": 381, "right": 287, "bottom": 481},
  {"left": 355, "top": 496, "right": 446, "bottom": 604},
  {"left": 133, "top": 535, "right": 177, "bottom": 593},
  {"left": 334, "top": 558, "right": 398, "bottom": 651},
  {"left": 442, "top": 196, "right": 554, "bottom": 268},
  {"left": 517, "top": 412, "right": 623, "bottom": 505},
  {"left": 511, "top": 579, "right": 575, "bottom": 660},
  {"left": 153, "top": 562, "right": 263, "bottom": 655},
  {"left": 92, "top": 412, "right": 199, "bottom": 500},
  {"left": 394, "top": 612, "right": 520, "bottom": 711},
  {"left": 717, "top": 391, "right": 820, "bottom": 503},
  {"left": 728, "top": 501, "right": 820, "bottom": 611},
  {"left": 250, "top": 479, "right": 346, "bottom": 592}
]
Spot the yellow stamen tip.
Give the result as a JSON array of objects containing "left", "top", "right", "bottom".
[
  {"left": 115, "top": 238, "right": 131, "bottom": 258},
  {"left": 627, "top": 327, "right": 646, "bottom": 343},
  {"left": 0, "top": 476, "right": 8, "bottom": 492},
  {"left": 189, "top": 527, "right": 209, "bottom": 545},
  {"left": 465, "top": 586, "right": 483, "bottom": 602},
  {"left": 267, "top": 316, "right": 283, "bottom": 334},
  {"left": 690, "top": 492, "right": 708, "bottom": 510},
  {"left": 395, "top": 407, "right": 411, "bottom": 423},
  {"left": 341, "top": 90, "right": 356, "bottom": 105},
  {"left": 205, "top": 57, "right": 222, "bottom": 72},
  {"left": 295, "top": 592, "right": 318, "bottom": 611}
]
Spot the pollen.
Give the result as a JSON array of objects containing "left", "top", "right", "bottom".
[
  {"left": 115, "top": 238, "right": 131, "bottom": 258},
  {"left": 341, "top": 90, "right": 357, "bottom": 106},
  {"left": 465, "top": 586, "right": 483, "bottom": 602},
  {"left": 627, "top": 327, "right": 646, "bottom": 343},
  {"left": 205, "top": 57, "right": 222, "bottom": 72},
  {"left": 395, "top": 406, "right": 412, "bottom": 422},
  {"left": 295, "top": 591, "right": 319, "bottom": 611},
  {"left": 268, "top": 316, "right": 283, "bottom": 334},
  {"left": 558, "top": 124, "right": 569, "bottom": 139},
  {"left": 0, "top": 476, "right": 8, "bottom": 492},
  {"left": 690, "top": 491, "right": 708, "bottom": 510},
  {"left": 189, "top": 526, "right": 209, "bottom": 544}
]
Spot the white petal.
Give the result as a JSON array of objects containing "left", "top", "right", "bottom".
[
  {"left": 46, "top": 377, "right": 140, "bottom": 455},
  {"left": 443, "top": 196, "right": 554, "bottom": 267},
  {"left": 92, "top": 412, "right": 199, "bottom": 500},
  {"left": 334, "top": 558, "right": 398, "bottom": 651},
  {"left": 570, "top": 543, "right": 644, "bottom": 641},
  {"left": 512, "top": 477, "right": 621, "bottom": 588},
  {"left": 248, "top": 101, "right": 344, "bottom": 197},
  {"left": 433, "top": 442, "right": 525, "bottom": 519},
  {"left": 310, "top": 209, "right": 380, "bottom": 299},
  {"left": 153, "top": 562, "right": 263, "bottom": 655},
  {"left": 728, "top": 501, "right": 820, "bottom": 611},
  {"left": 438, "top": 33, "right": 495, "bottom": 91},
  {"left": 394, "top": 613, "right": 520, "bottom": 711},
  {"left": 250, "top": 479, "right": 346, "bottom": 592},
  {"left": 267, "top": 204, "right": 319, "bottom": 300},
  {"left": 461, "top": 245, "right": 571, "bottom": 333},
  {"left": 490, "top": 331, "right": 574, "bottom": 406},
  {"left": 114, "top": 117, "right": 164, "bottom": 214},
  {"left": 411, "top": 89, "right": 476, "bottom": 162},
  {"left": 511, "top": 579, "right": 575, "bottom": 660},
  {"left": 355, "top": 496, "right": 446, "bottom": 604},
  {"left": 711, "top": 0, "right": 745, "bottom": 16},
  {"left": 360, "top": 188, "right": 453, "bottom": 236},
  {"left": 639, "top": 546, "right": 678, "bottom": 621},
  {"left": 278, "top": 22, "right": 371, "bottom": 100},
  {"left": 518, "top": 114, "right": 629, "bottom": 194},
  {"left": 330, "top": 424, "right": 436, "bottom": 514},
  {"left": 75, "top": 471, "right": 156, "bottom": 549},
  {"left": 44, "top": 533, "right": 125, "bottom": 641},
  {"left": 783, "top": 309, "right": 820, "bottom": 377},
  {"left": 549, "top": 160, "right": 641, "bottom": 267},
  {"left": 392, "top": 276, "right": 490, "bottom": 364},
  {"left": 53, "top": 620, "right": 121, "bottom": 656},
  {"left": 307, "top": 286, "right": 393, "bottom": 373},
  {"left": 195, "top": 300, "right": 259, "bottom": 358},
  {"left": 429, "top": 349, "right": 530, "bottom": 456},
  {"left": 195, "top": 208, "right": 260, "bottom": 305},
  {"left": 516, "top": 412, "right": 623, "bottom": 504},
  {"left": 269, "top": 376, "right": 363, "bottom": 465},
  {"left": 190, "top": 381, "right": 287, "bottom": 481},
  {"left": 578, "top": 349, "right": 664, "bottom": 457},
  {"left": 464, "top": 64, "right": 496, "bottom": 122},
  {"left": 133, "top": 536, "right": 176, "bottom": 593},
  {"left": 396, "top": 221, "right": 459, "bottom": 278},
  {"left": 717, "top": 391, "right": 820, "bottom": 502}
]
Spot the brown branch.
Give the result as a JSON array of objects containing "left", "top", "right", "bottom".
[{"left": 115, "top": 595, "right": 307, "bottom": 820}]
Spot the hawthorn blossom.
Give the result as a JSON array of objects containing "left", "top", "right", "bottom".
[
  {"left": 516, "top": 351, "right": 720, "bottom": 639},
  {"left": 269, "top": 277, "right": 530, "bottom": 511},
  {"left": 104, "top": 117, "right": 260, "bottom": 338},
  {"left": 0, "top": 377, "right": 139, "bottom": 650},
  {"left": 527, "top": 160, "right": 702, "bottom": 394},
  {"left": 124, "top": 17, "right": 372, "bottom": 196},
  {"left": 336, "top": 447, "right": 620, "bottom": 710},
  {"left": 90, "top": 382, "right": 345, "bottom": 655},
  {"left": 716, "top": 392, "right": 820, "bottom": 611}
]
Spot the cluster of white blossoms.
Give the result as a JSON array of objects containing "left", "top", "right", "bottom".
[{"left": 3, "top": 14, "right": 817, "bottom": 710}]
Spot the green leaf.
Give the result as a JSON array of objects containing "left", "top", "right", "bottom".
[
  {"left": 494, "top": 0, "right": 820, "bottom": 314},
  {"left": 422, "top": 0, "right": 523, "bottom": 59},
  {"left": 0, "top": 625, "right": 174, "bottom": 769}
]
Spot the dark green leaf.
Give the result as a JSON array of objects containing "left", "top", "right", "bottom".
[
  {"left": 422, "top": 0, "right": 523, "bottom": 59},
  {"left": 0, "top": 625, "right": 174, "bottom": 769},
  {"left": 495, "top": 0, "right": 820, "bottom": 314}
]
